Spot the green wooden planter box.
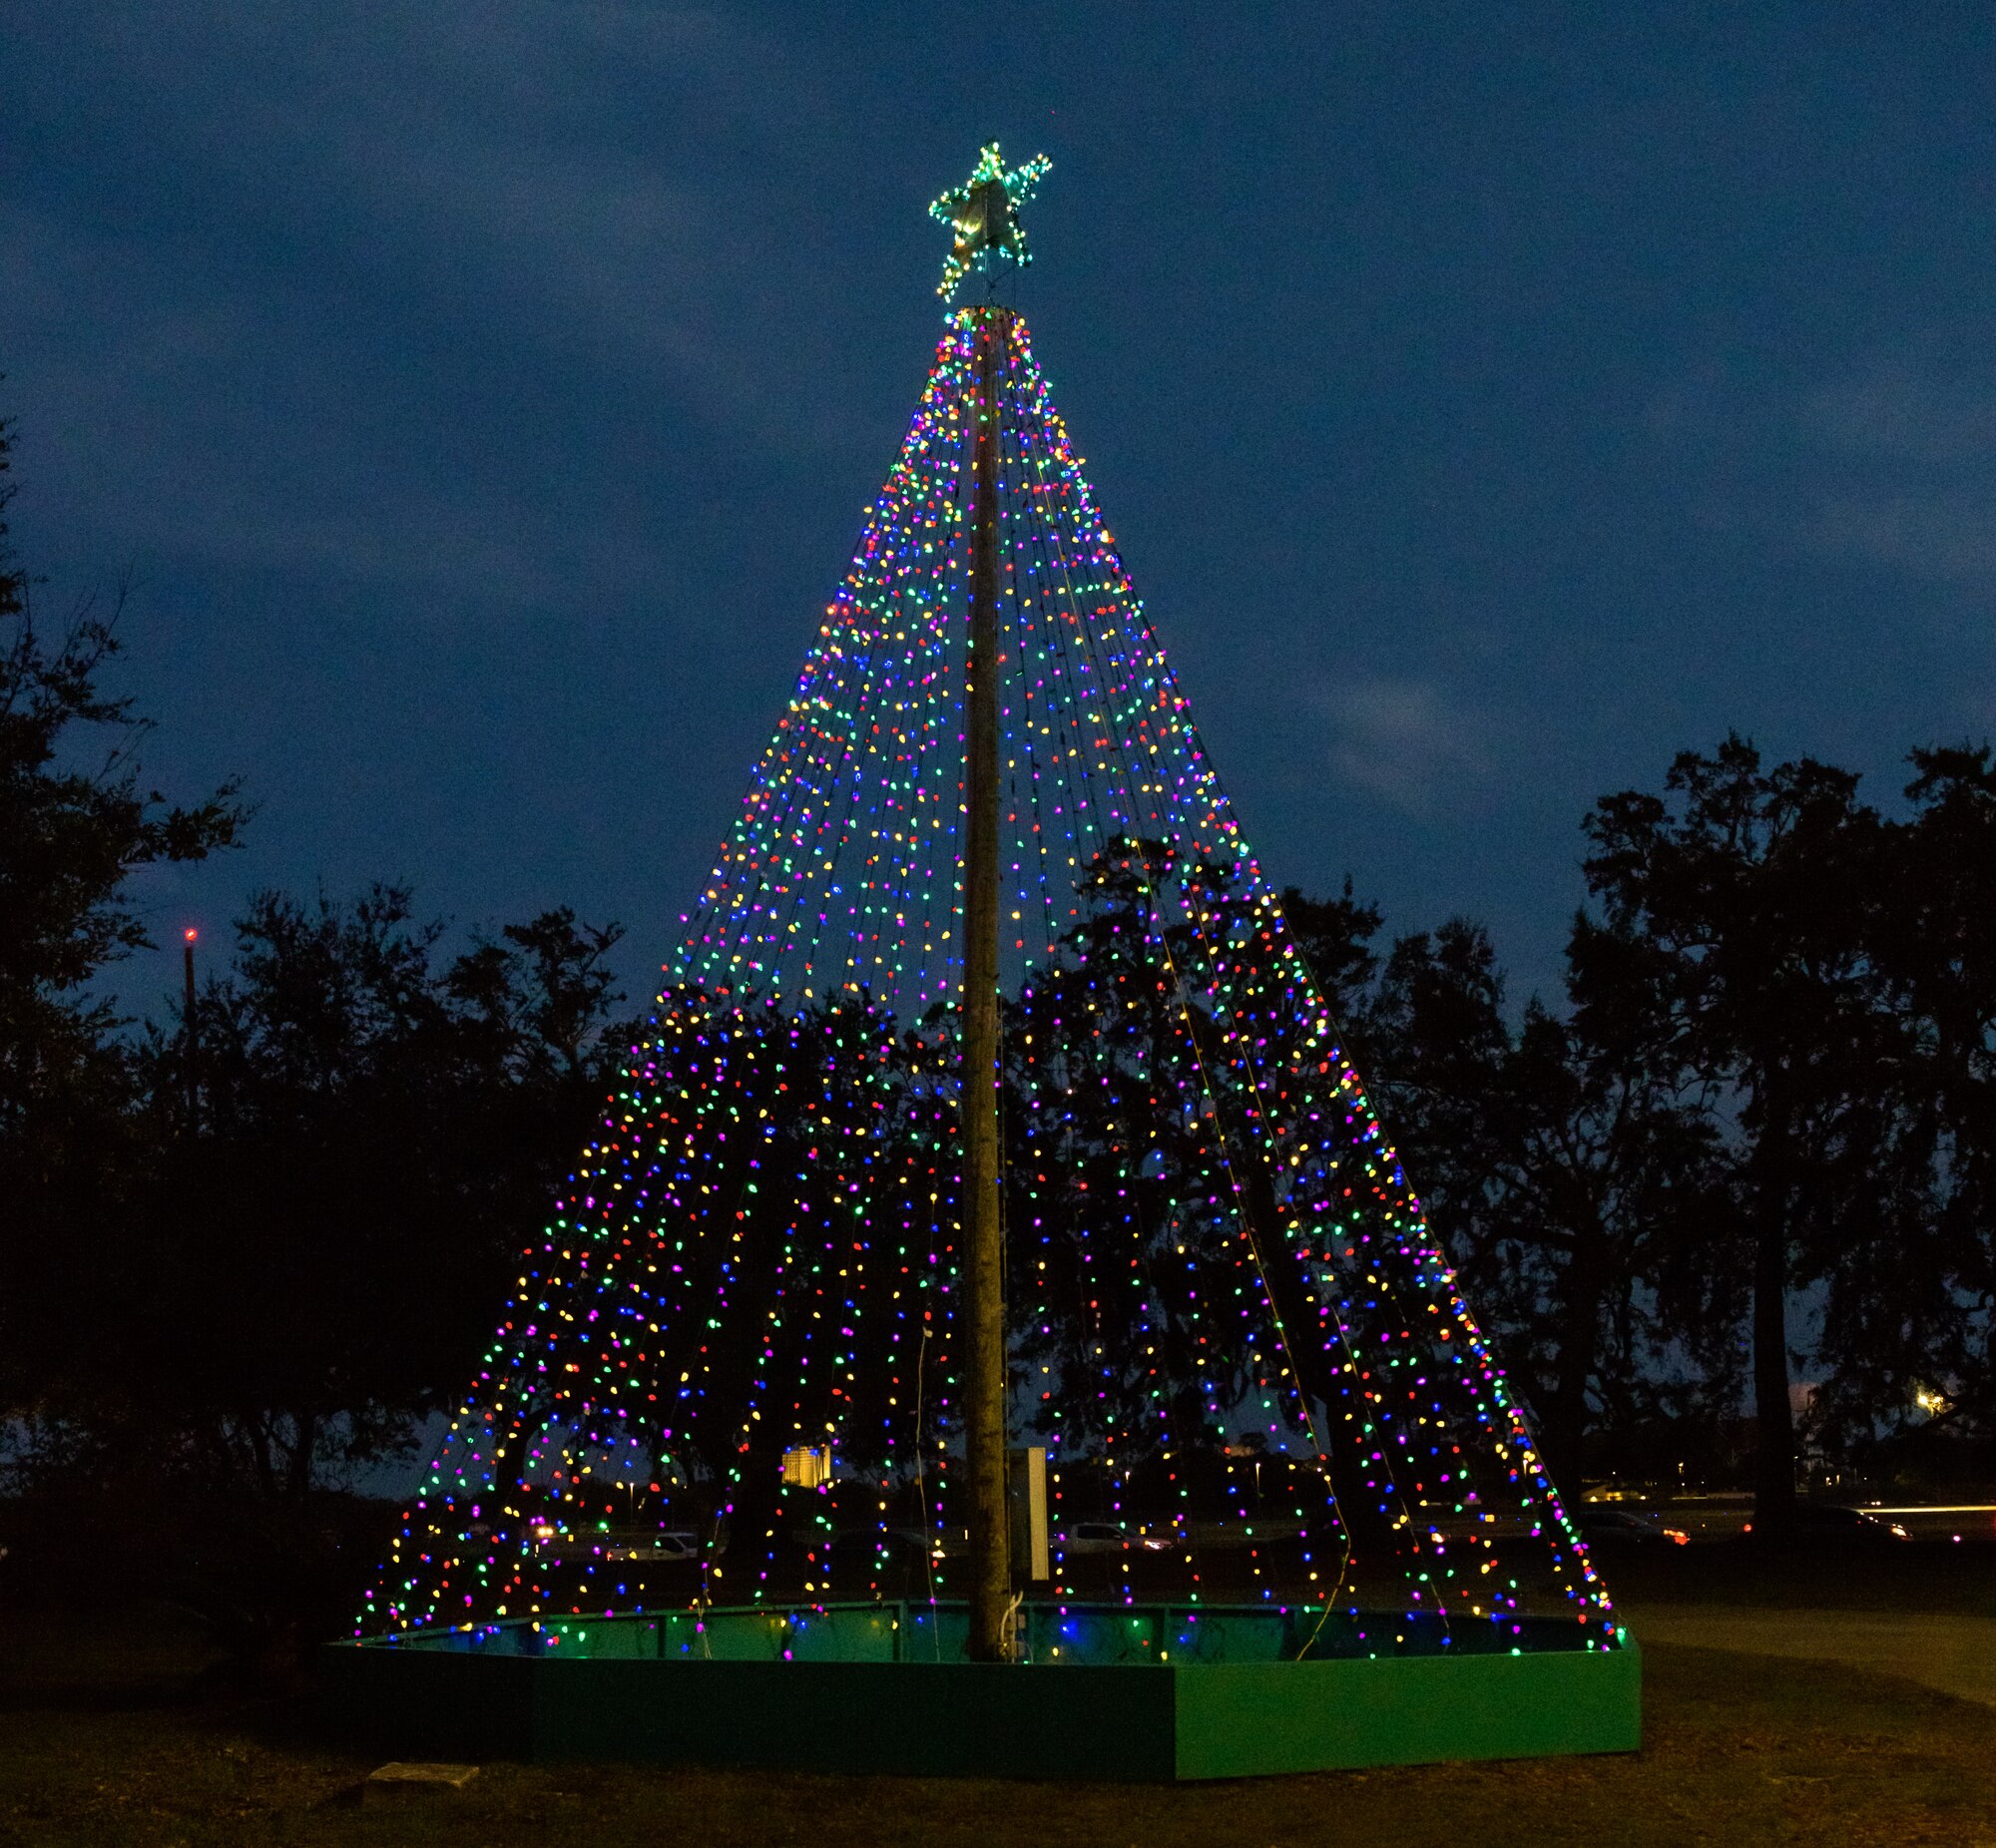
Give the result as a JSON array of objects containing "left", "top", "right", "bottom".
[{"left": 323, "top": 1604, "right": 1640, "bottom": 1781}]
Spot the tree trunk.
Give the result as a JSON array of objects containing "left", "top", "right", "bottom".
[
  {"left": 1750, "top": 1207, "right": 1795, "bottom": 1526},
  {"left": 286, "top": 1410, "right": 319, "bottom": 1504},
  {"left": 1544, "top": 1216, "right": 1604, "bottom": 1484}
]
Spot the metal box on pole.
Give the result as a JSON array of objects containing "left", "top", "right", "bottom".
[{"left": 1008, "top": 1446, "right": 1049, "bottom": 1584}]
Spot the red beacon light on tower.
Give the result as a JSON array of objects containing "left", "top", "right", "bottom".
[{"left": 184, "top": 927, "right": 199, "bottom": 944}]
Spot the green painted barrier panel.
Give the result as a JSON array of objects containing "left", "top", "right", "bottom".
[
  {"left": 1171, "top": 1645, "right": 1642, "bottom": 1778},
  {"left": 324, "top": 1603, "right": 1640, "bottom": 1780}
]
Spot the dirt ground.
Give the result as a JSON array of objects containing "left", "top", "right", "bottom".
[
  {"left": 7, "top": 1595, "right": 1996, "bottom": 1847},
  {"left": 1624, "top": 1603, "right": 1996, "bottom": 1708}
]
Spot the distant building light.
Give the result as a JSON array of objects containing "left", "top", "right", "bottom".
[{"left": 781, "top": 1446, "right": 832, "bottom": 1489}]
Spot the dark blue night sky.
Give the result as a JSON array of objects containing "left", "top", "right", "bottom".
[{"left": 10, "top": 4, "right": 1996, "bottom": 1016}]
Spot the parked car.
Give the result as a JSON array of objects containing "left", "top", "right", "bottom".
[
  {"left": 1742, "top": 1505, "right": 1910, "bottom": 1545},
  {"left": 602, "top": 1530, "right": 702, "bottom": 1563},
  {"left": 1056, "top": 1521, "right": 1171, "bottom": 1555},
  {"left": 1574, "top": 1508, "right": 1689, "bottom": 1549}
]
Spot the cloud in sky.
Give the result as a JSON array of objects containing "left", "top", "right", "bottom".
[
  {"left": 4, "top": 197, "right": 605, "bottom": 604},
  {"left": 1323, "top": 677, "right": 1494, "bottom": 818},
  {"left": 4, "top": 1, "right": 873, "bottom": 607},
  {"left": 1811, "top": 489, "right": 1996, "bottom": 587},
  {"left": 1806, "top": 359, "right": 1996, "bottom": 468},
  {"left": 1801, "top": 360, "right": 1996, "bottom": 586}
]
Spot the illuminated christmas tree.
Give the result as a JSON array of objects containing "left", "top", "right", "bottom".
[{"left": 363, "top": 145, "right": 1618, "bottom": 1678}]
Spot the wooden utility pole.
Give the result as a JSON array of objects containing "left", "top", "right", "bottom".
[{"left": 962, "top": 303, "right": 1013, "bottom": 1662}]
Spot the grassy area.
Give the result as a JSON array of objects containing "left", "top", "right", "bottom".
[{"left": 5, "top": 1603, "right": 1996, "bottom": 1846}]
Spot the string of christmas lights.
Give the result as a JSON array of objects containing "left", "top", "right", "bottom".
[{"left": 365, "top": 306, "right": 1614, "bottom": 1656}]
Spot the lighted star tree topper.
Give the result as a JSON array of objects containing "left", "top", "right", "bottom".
[
  {"left": 364, "top": 148, "right": 1619, "bottom": 1678},
  {"left": 931, "top": 142, "right": 1053, "bottom": 298}
]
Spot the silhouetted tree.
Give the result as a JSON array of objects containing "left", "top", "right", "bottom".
[
  {"left": 0, "top": 398, "right": 247, "bottom": 1425},
  {"left": 1368, "top": 918, "right": 1727, "bottom": 1478},
  {"left": 1815, "top": 745, "right": 1996, "bottom": 1467},
  {"left": 102, "top": 886, "right": 640, "bottom": 1501},
  {"left": 1578, "top": 736, "right": 1907, "bottom": 1525}
]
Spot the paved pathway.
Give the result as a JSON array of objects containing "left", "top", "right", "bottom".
[{"left": 1623, "top": 1603, "right": 1996, "bottom": 1708}]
